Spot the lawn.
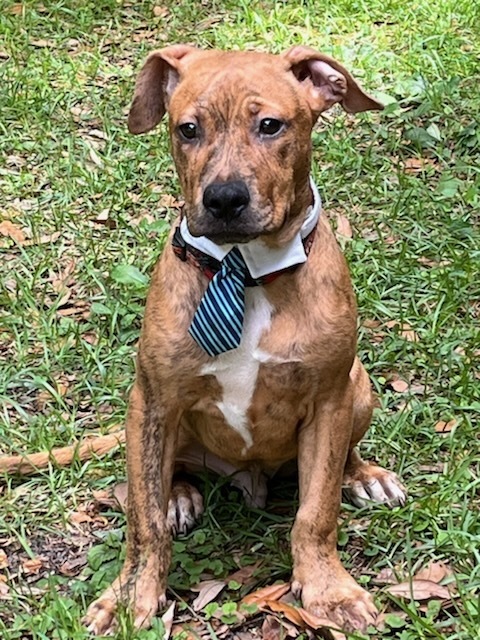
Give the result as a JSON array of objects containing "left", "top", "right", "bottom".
[{"left": 0, "top": 0, "right": 479, "bottom": 638}]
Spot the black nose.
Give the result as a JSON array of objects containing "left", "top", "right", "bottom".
[{"left": 202, "top": 180, "right": 250, "bottom": 221}]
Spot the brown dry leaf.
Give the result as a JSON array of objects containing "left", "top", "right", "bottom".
[
  {"left": 227, "top": 562, "right": 261, "bottom": 585},
  {"left": 161, "top": 601, "right": 175, "bottom": 640},
  {"left": 158, "top": 193, "right": 183, "bottom": 208},
  {"left": 0, "top": 550, "right": 8, "bottom": 570},
  {"left": 404, "top": 158, "right": 439, "bottom": 173},
  {"left": 82, "top": 332, "right": 98, "bottom": 345},
  {"left": 297, "top": 607, "right": 345, "bottom": 637},
  {"left": 414, "top": 561, "right": 454, "bottom": 584},
  {"left": 434, "top": 419, "right": 457, "bottom": 434},
  {"left": 384, "top": 319, "right": 399, "bottom": 329},
  {"left": 372, "top": 567, "right": 399, "bottom": 585},
  {"left": 390, "top": 379, "right": 409, "bottom": 393},
  {"left": 192, "top": 579, "right": 226, "bottom": 611},
  {"left": 22, "top": 557, "right": 43, "bottom": 574},
  {"left": 242, "top": 582, "right": 290, "bottom": 606},
  {"left": 8, "top": 3, "right": 23, "bottom": 14},
  {"left": 263, "top": 599, "right": 303, "bottom": 626},
  {"left": 400, "top": 329, "right": 419, "bottom": 342},
  {"left": 50, "top": 259, "right": 76, "bottom": 293},
  {"left": 92, "top": 489, "right": 118, "bottom": 509},
  {"left": 386, "top": 579, "right": 452, "bottom": 602},
  {"left": 30, "top": 39, "right": 54, "bottom": 48},
  {"left": 362, "top": 318, "right": 381, "bottom": 329},
  {"left": 335, "top": 212, "right": 353, "bottom": 239},
  {"left": 88, "top": 146, "right": 103, "bottom": 168},
  {"left": 113, "top": 482, "right": 128, "bottom": 512},
  {"left": 0, "top": 220, "right": 26, "bottom": 244},
  {"left": 261, "top": 615, "right": 283, "bottom": 640},
  {"left": 70, "top": 510, "right": 93, "bottom": 525},
  {"left": 0, "top": 576, "right": 9, "bottom": 598},
  {"left": 59, "top": 553, "right": 88, "bottom": 576},
  {"left": 153, "top": 5, "right": 169, "bottom": 18},
  {"left": 22, "top": 231, "right": 61, "bottom": 246},
  {"left": 88, "top": 128, "right": 107, "bottom": 140}
]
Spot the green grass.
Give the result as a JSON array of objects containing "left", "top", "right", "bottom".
[{"left": 1, "top": 0, "right": 479, "bottom": 638}]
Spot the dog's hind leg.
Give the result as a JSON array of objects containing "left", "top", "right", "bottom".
[{"left": 342, "top": 357, "right": 406, "bottom": 507}]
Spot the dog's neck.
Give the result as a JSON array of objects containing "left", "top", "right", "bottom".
[{"left": 179, "top": 178, "right": 321, "bottom": 280}]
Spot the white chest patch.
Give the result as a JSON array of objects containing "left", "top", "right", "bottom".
[{"left": 200, "top": 288, "right": 274, "bottom": 452}]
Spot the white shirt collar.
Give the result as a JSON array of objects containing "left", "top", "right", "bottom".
[{"left": 179, "top": 179, "right": 321, "bottom": 279}]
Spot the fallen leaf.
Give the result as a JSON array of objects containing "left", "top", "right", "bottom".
[
  {"left": 414, "top": 561, "right": 454, "bottom": 584},
  {"left": 390, "top": 379, "right": 409, "bottom": 393},
  {"left": 70, "top": 511, "right": 93, "bottom": 525},
  {"left": 88, "top": 146, "right": 103, "bottom": 168},
  {"left": 92, "top": 489, "right": 118, "bottom": 509},
  {"left": 403, "top": 158, "right": 439, "bottom": 173},
  {"left": 261, "top": 615, "right": 283, "bottom": 640},
  {"left": 386, "top": 579, "right": 452, "bottom": 602},
  {"left": 88, "top": 128, "right": 108, "bottom": 140},
  {"left": 22, "top": 232, "right": 61, "bottom": 246},
  {"left": 373, "top": 567, "right": 399, "bottom": 585},
  {"left": 263, "top": 599, "right": 303, "bottom": 626},
  {"left": 8, "top": 3, "right": 23, "bottom": 14},
  {"left": 30, "top": 39, "right": 54, "bottom": 48},
  {"left": 434, "top": 419, "right": 457, "bottom": 434},
  {"left": 0, "top": 550, "right": 8, "bottom": 570},
  {"left": 59, "top": 553, "right": 88, "bottom": 576},
  {"left": 153, "top": 5, "right": 169, "bottom": 18},
  {"left": 113, "top": 482, "right": 128, "bottom": 512},
  {"left": 0, "top": 220, "right": 26, "bottom": 244},
  {"left": 158, "top": 193, "right": 183, "bottom": 208},
  {"left": 242, "top": 582, "right": 290, "bottom": 606},
  {"left": 226, "top": 562, "right": 261, "bottom": 585},
  {"left": 161, "top": 601, "right": 175, "bottom": 640},
  {"left": 335, "top": 212, "right": 353, "bottom": 239},
  {"left": 192, "top": 580, "right": 226, "bottom": 611},
  {"left": 297, "top": 607, "right": 345, "bottom": 636},
  {"left": 22, "top": 557, "right": 43, "bottom": 574},
  {"left": 400, "top": 329, "right": 419, "bottom": 342},
  {"left": 0, "top": 578, "right": 9, "bottom": 598}
]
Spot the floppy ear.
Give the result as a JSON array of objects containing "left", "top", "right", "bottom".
[
  {"left": 282, "top": 45, "right": 383, "bottom": 115},
  {"left": 128, "top": 44, "right": 197, "bottom": 134}
]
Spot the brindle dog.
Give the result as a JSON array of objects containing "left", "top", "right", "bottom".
[{"left": 85, "top": 45, "right": 406, "bottom": 635}]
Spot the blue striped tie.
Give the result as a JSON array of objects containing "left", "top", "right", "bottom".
[{"left": 189, "top": 248, "right": 246, "bottom": 357}]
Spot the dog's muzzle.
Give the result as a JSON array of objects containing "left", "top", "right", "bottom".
[{"left": 202, "top": 180, "right": 250, "bottom": 222}]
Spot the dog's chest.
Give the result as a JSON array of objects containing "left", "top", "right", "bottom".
[{"left": 199, "top": 288, "right": 275, "bottom": 451}]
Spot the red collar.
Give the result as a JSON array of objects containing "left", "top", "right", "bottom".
[{"left": 172, "top": 225, "right": 317, "bottom": 286}]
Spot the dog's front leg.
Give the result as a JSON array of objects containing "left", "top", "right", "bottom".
[
  {"left": 85, "top": 382, "right": 179, "bottom": 635},
  {"left": 291, "top": 381, "right": 378, "bottom": 633}
]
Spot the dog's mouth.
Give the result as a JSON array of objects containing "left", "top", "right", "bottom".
[
  {"left": 204, "top": 230, "right": 260, "bottom": 245},
  {"left": 188, "top": 214, "right": 268, "bottom": 246}
]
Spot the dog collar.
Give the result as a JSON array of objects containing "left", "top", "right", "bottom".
[{"left": 172, "top": 179, "right": 321, "bottom": 286}]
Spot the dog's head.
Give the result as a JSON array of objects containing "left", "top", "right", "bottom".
[{"left": 128, "top": 45, "right": 382, "bottom": 245}]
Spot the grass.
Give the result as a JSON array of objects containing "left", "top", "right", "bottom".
[{"left": 0, "top": 0, "right": 479, "bottom": 638}]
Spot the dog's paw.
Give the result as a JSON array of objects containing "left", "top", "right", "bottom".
[
  {"left": 343, "top": 463, "right": 406, "bottom": 508},
  {"left": 167, "top": 480, "right": 203, "bottom": 536},
  {"left": 84, "top": 563, "right": 166, "bottom": 635},
  {"left": 293, "top": 575, "right": 378, "bottom": 633}
]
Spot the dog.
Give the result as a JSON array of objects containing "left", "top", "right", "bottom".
[{"left": 84, "top": 44, "right": 406, "bottom": 635}]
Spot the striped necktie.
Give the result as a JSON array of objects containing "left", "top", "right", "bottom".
[{"left": 189, "top": 248, "right": 247, "bottom": 357}]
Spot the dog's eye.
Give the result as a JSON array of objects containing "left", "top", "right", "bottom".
[
  {"left": 178, "top": 123, "right": 198, "bottom": 140},
  {"left": 259, "top": 118, "right": 284, "bottom": 136}
]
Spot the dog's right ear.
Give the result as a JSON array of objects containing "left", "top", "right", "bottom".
[{"left": 128, "top": 45, "right": 197, "bottom": 134}]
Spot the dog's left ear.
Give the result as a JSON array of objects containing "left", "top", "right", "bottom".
[
  {"left": 128, "top": 44, "right": 197, "bottom": 134},
  {"left": 282, "top": 45, "right": 383, "bottom": 115}
]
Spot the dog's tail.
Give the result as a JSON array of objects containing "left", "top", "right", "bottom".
[{"left": 0, "top": 430, "right": 125, "bottom": 475}]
